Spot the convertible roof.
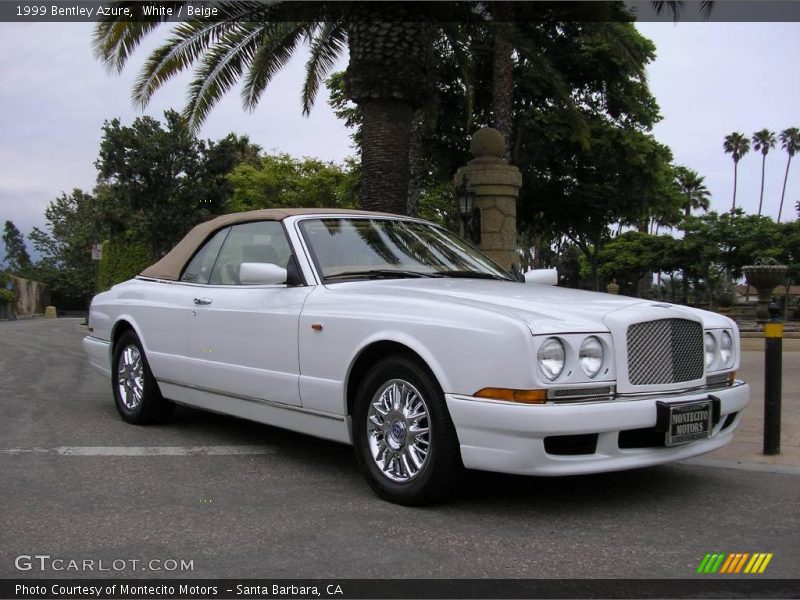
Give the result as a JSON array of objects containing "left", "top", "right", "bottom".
[{"left": 139, "top": 208, "right": 396, "bottom": 281}]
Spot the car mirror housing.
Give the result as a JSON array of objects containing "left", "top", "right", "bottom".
[
  {"left": 524, "top": 268, "right": 558, "bottom": 286},
  {"left": 239, "top": 262, "right": 287, "bottom": 285}
]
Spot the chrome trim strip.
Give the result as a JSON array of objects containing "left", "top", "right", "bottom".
[
  {"left": 615, "top": 380, "right": 745, "bottom": 401},
  {"left": 157, "top": 378, "right": 346, "bottom": 421}
]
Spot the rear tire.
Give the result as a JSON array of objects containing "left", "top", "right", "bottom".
[
  {"left": 353, "top": 356, "right": 462, "bottom": 505},
  {"left": 112, "top": 330, "right": 174, "bottom": 425}
]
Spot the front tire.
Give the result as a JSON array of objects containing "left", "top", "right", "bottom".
[
  {"left": 112, "top": 330, "right": 174, "bottom": 425},
  {"left": 353, "top": 356, "right": 462, "bottom": 505}
]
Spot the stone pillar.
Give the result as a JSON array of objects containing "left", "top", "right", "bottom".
[
  {"left": 454, "top": 128, "right": 522, "bottom": 271},
  {"left": 606, "top": 280, "right": 620, "bottom": 295}
]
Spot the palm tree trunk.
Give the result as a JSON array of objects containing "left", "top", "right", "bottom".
[
  {"left": 406, "top": 111, "right": 424, "bottom": 217},
  {"left": 731, "top": 160, "right": 738, "bottom": 213},
  {"left": 758, "top": 153, "right": 766, "bottom": 216},
  {"left": 345, "top": 14, "right": 434, "bottom": 216},
  {"left": 492, "top": 31, "right": 513, "bottom": 155},
  {"left": 778, "top": 154, "right": 793, "bottom": 222},
  {"left": 358, "top": 101, "right": 414, "bottom": 215}
]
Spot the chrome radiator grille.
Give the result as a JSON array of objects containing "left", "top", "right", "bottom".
[{"left": 626, "top": 319, "right": 704, "bottom": 385}]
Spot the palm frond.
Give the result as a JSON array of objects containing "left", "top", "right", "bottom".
[
  {"left": 93, "top": 2, "right": 195, "bottom": 72},
  {"left": 651, "top": 1, "right": 714, "bottom": 21},
  {"left": 301, "top": 22, "right": 347, "bottom": 115},
  {"left": 780, "top": 127, "right": 800, "bottom": 156},
  {"left": 132, "top": 1, "right": 264, "bottom": 107},
  {"left": 133, "top": 20, "right": 238, "bottom": 107},
  {"left": 183, "top": 23, "right": 267, "bottom": 128},
  {"left": 439, "top": 23, "right": 474, "bottom": 129},
  {"left": 242, "top": 22, "right": 310, "bottom": 112}
]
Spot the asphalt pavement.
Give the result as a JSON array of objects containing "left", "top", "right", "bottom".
[{"left": 1, "top": 318, "right": 798, "bottom": 580}]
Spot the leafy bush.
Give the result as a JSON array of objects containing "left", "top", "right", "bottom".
[{"left": 0, "top": 272, "right": 14, "bottom": 304}]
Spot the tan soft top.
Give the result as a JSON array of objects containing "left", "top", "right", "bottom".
[{"left": 140, "top": 208, "right": 397, "bottom": 281}]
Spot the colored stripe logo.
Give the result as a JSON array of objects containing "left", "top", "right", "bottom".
[{"left": 697, "top": 552, "right": 773, "bottom": 574}]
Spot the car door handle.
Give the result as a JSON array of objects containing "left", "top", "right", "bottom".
[{"left": 193, "top": 297, "right": 213, "bottom": 306}]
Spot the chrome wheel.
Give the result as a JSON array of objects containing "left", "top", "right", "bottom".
[
  {"left": 117, "top": 344, "right": 144, "bottom": 411},
  {"left": 366, "top": 379, "right": 431, "bottom": 482}
]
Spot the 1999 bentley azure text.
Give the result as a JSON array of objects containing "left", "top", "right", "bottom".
[{"left": 84, "top": 209, "right": 749, "bottom": 504}]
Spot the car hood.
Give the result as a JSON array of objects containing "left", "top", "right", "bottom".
[{"left": 326, "top": 279, "right": 662, "bottom": 333}]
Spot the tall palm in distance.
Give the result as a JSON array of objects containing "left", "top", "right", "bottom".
[
  {"left": 751, "top": 129, "right": 776, "bottom": 217},
  {"left": 675, "top": 166, "right": 710, "bottom": 218},
  {"left": 723, "top": 132, "right": 750, "bottom": 213},
  {"left": 778, "top": 127, "right": 800, "bottom": 222}
]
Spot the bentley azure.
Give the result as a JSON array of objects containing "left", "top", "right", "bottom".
[{"left": 84, "top": 209, "right": 749, "bottom": 504}]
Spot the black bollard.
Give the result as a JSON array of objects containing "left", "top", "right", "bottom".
[{"left": 763, "top": 301, "right": 783, "bottom": 455}]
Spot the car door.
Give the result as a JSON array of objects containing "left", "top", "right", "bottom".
[
  {"left": 142, "top": 225, "right": 231, "bottom": 386},
  {"left": 183, "top": 220, "right": 312, "bottom": 407}
]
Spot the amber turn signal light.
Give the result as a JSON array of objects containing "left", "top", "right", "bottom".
[{"left": 474, "top": 388, "right": 547, "bottom": 404}]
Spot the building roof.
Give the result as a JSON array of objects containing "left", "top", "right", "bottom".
[{"left": 139, "top": 208, "right": 397, "bottom": 281}]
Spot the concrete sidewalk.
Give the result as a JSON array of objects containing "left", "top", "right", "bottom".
[{"left": 704, "top": 349, "right": 800, "bottom": 469}]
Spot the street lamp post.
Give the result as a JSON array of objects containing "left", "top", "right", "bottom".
[{"left": 457, "top": 175, "right": 481, "bottom": 244}]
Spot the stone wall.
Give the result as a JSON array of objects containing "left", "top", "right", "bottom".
[{"left": 9, "top": 276, "right": 50, "bottom": 317}]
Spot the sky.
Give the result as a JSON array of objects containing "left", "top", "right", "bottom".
[{"left": 1, "top": 17, "right": 800, "bottom": 262}]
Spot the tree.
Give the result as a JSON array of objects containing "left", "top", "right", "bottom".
[
  {"left": 227, "top": 153, "right": 358, "bottom": 212},
  {"left": 92, "top": 3, "right": 476, "bottom": 216},
  {"left": 723, "top": 132, "right": 750, "bottom": 213},
  {"left": 28, "top": 190, "right": 105, "bottom": 303},
  {"left": 675, "top": 166, "right": 710, "bottom": 218},
  {"left": 94, "top": 111, "right": 242, "bottom": 256},
  {"left": 778, "top": 127, "right": 800, "bottom": 222},
  {"left": 2, "top": 220, "right": 32, "bottom": 276},
  {"left": 752, "top": 128, "right": 776, "bottom": 217},
  {"left": 597, "top": 231, "right": 678, "bottom": 297}
]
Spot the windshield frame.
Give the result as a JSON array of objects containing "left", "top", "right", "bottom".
[{"left": 294, "top": 216, "right": 515, "bottom": 284}]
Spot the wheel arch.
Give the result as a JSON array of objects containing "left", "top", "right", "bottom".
[
  {"left": 344, "top": 337, "right": 450, "bottom": 419},
  {"left": 110, "top": 317, "right": 146, "bottom": 354}
]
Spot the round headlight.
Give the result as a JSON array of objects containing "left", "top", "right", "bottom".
[
  {"left": 720, "top": 330, "right": 733, "bottom": 367},
  {"left": 704, "top": 332, "right": 717, "bottom": 368},
  {"left": 538, "top": 337, "right": 565, "bottom": 381},
  {"left": 579, "top": 336, "right": 604, "bottom": 378}
]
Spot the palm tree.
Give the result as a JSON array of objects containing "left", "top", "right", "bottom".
[
  {"left": 675, "top": 166, "right": 710, "bottom": 218},
  {"left": 778, "top": 127, "right": 800, "bottom": 222},
  {"left": 723, "top": 132, "right": 750, "bottom": 213},
  {"left": 752, "top": 129, "right": 776, "bottom": 216},
  {"left": 93, "top": 3, "right": 453, "bottom": 216}
]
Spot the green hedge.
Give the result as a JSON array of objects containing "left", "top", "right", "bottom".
[
  {"left": 0, "top": 272, "right": 14, "bottom": 304},
  {"left": 97, "top": 239, "right": 155, "bottom": 291}
]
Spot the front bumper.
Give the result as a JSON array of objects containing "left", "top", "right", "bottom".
[
  {"left": 445, "top": 382, "right": 749, "bottom": 476},
  {"left": 83, "top": 335, "right": 112, "bottom": 378}
]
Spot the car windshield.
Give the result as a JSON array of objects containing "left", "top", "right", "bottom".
[{"left": 299, "top": 218, "right": 514, "bottom": 282}]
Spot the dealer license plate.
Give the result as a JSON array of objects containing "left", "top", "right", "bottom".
[{"left": 659, "top": 399, "right": 713, "bottom": 446}]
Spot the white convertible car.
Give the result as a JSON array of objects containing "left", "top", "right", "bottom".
[{"left": 84, "top": 209, "right": 749, "bottom": 504}]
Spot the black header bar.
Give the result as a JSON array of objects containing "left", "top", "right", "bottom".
[{"left": 2, "top": 1, "right": 800, "bottom": 24}]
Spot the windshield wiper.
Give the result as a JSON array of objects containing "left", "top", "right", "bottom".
[
  {"left": 324, "top": 269, "right": 437, "bottom": 281},
  {"left": 435, "top": 270, "right": 508, "bottom": 280}
]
